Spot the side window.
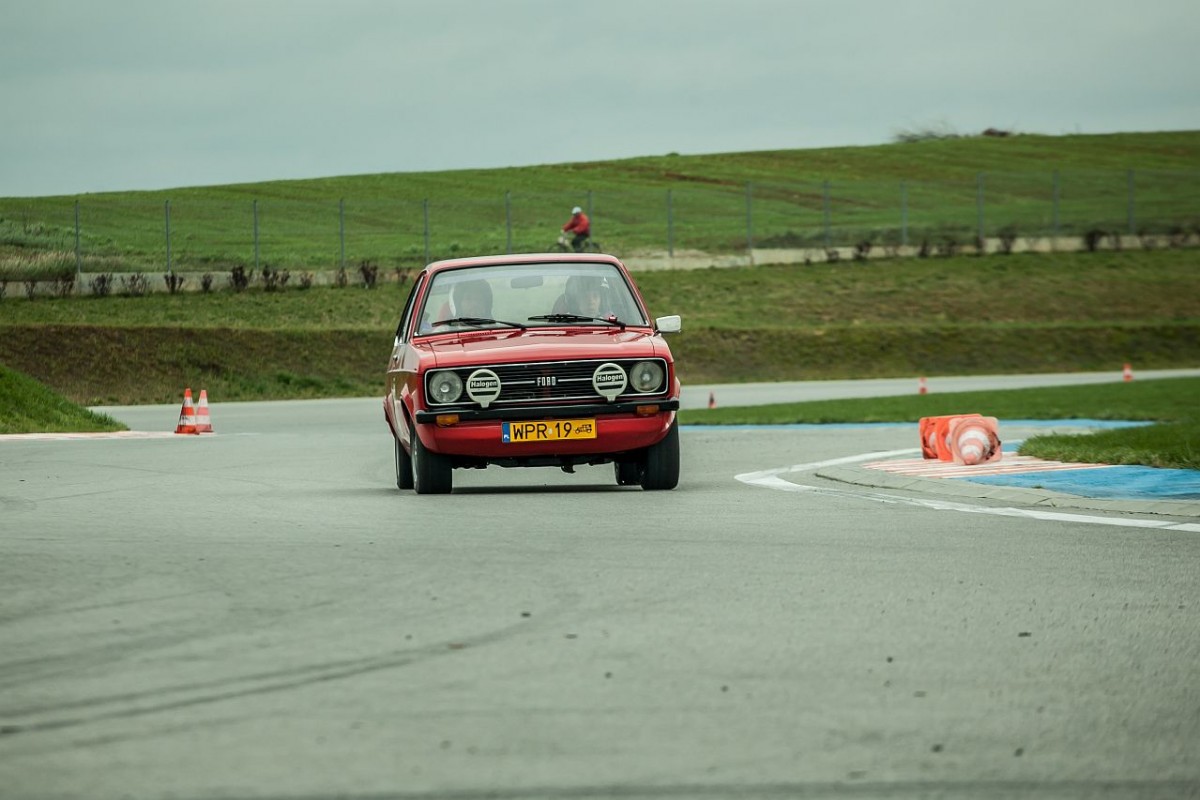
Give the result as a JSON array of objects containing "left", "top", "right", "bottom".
[{"left": 395, "top": 273, "right": 427, "bottom": 343}]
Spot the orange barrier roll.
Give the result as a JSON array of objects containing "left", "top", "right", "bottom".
[{"left": 918, "top": 414, "right": 959, "bottom": 460}]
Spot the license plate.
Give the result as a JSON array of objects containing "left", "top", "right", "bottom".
[{"left": 502, "top": 419, "right": 596, "bottom": 443}]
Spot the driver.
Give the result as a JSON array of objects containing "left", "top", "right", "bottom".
[{"left": 450, "top": 279, "right": 492, "bottom": 318}]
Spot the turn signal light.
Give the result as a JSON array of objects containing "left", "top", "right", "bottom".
[
  {"left": 635, "top": 405, "right": 660, "bottom": 417},
  {"left": 435, "top": 414, "right": 461, "bottom": 427}
]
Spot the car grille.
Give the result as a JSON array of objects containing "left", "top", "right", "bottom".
[{"left": 427, "top": 358, "right": 669, "bottom": 407}]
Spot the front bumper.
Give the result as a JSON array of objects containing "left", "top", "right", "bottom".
[
  {"left": 414, "top": 398, "right": 679, "bottom": 424},
  {"left": 415, "top": 400, "right": 679, "bottom": 460}
]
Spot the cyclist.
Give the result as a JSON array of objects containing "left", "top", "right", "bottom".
[{"left": 561, "top": 206, "right": 591, "bottom": 252}]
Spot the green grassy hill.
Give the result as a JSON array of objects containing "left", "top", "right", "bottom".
[{"left": 3, "top": 130, "right": 1198, "bottom": 276}]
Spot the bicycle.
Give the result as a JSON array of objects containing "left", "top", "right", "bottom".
[{"left": 554, "top": 233, "right": 601, "bottom": 253}]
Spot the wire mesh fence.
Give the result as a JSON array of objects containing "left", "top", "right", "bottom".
[{"left": 1, "top": 169, "right": 1197, "bottom": 277}]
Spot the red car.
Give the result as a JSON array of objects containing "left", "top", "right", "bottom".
[{"left": 384, "top": 253, "right": 682, "bottom": 494}]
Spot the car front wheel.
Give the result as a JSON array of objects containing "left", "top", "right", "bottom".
[
  {"left": 395, "top": 436, "right": 413, "bottom": 490},
  {"left": 640, "top": 419, "right": 679, "bottom": 491},
  {"left": 412, "top": 429, "right": 453, "bottom": 494}
]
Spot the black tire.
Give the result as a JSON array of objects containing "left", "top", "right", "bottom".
[
  {"left": 395, "top": 435, "right": 413, "bottom": 490},
  {"left": 640, "top": 420, "right": 680, "bottom": 491},
  {"left": 614, "top": 460, "right": 641, "bottom": 486},
  {"left": 412, "top": 430, "right": 453, "bottom": 494}
]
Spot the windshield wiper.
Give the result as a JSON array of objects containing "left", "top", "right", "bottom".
[
  {"left": 528, "top": 313, "right": 626, "bottom": 330},
  {"left": 431, "top": 316, "right": 527, "bottom": 330}
]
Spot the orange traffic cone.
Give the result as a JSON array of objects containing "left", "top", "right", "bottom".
[
  {"left": 948, "top": 414, "right": 1002, "bottom": 466},
  {"left": 708, "top": 391, "right": 716, "bottom": 409},
  {"left": 194, "top": 389, "right": 214, "bottom": 434},
  {"left": 174, "top": 388, "right": 197, "bottom": 435},
  {"left": 1123, "top": 363, "right": 1133, "bottom": 382},
  {"left": 918, "top": 376, "right": 927, "bottom": 395}
]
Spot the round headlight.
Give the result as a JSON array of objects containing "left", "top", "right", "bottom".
[
  {"left": 628, "top": 361, "right": 664, "bottom": 393},
  {"left": 428, "top": 371, "right": 463, "bottom": 404}
]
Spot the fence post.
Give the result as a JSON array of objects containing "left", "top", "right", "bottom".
[
  {"left": 1052, "top": 170, "right": 1059, "bottom": 250},
  {"left": 667, "top": 189, "right": 674, "bottom": 258},
  {"left": 423, "top": 199, "right": 431, "bottom": 265},
  {"left": 900, "top": 181, "right": 908, "bottom": 248},
  {"left": 1127, "top": 169, "right": 1136, "bottom": 235},
  {"left": 165, "top": 200, "right": 172, "bottom": 277},
  {"left": 339, "top": 199, "right": 346, "bottom": 270},
  {"left": 253, "top": 199, "right": 260, "bottom": 273},
  {"left": 822, "top": 180, "right": 831, "bottom": 248},
  {"left": 976, "top": 172, "right": 985, "bottom": 249},
  {"left": 745, "top": 181, "right": 753, "bottom": 257},
  {"left": 587, "top": 189, "right": 594, "bottom": 240},
  {"left": 74, "top": 200, "right": 81, "bottom": 278},
  {"left": 505, "top": 191, "right": 512, "bottom": 254}
]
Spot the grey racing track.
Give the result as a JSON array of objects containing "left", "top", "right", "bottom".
[{"left": 2, "top": 373, "right": 1198, "bottom": 799}]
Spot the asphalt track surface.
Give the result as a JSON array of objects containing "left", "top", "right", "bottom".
[{"left": 2, "top": 372, "right": 1199, "bottom": 800}]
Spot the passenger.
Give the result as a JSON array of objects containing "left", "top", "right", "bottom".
[{"left": 552, "top": 275, "right": 605, "bottom": 317}]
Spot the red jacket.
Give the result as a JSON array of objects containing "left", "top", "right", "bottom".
[{"left": 563, "top": 212, "right": 590, "bottom": 236}]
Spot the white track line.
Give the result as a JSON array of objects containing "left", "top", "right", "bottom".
[
  {"left": 0, "top": 431, "right": 202, "bottom": 441},
  {"left": 736, "top": 450, "right": 1200, "bottom": 533}
]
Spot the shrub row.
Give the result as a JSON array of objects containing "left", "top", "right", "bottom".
[{"left": 0, "top": 261, "right": 417, "bottom": 299}]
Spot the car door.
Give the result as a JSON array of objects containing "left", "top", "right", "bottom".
[{"left": 387, "top": 271, "right": 428, "bottom": 446}]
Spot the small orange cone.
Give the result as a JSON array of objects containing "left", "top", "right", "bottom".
[
  {"left": 708, "top": 391, "right": 716, "bottom": 409},
  {"left": 174, "top": 388, "right": 197, "bottom": 435},
  {"left": 194, "top": 389, "right": 214, "bottom": 434},
  {"left": 1123, "top": 363, "right": 1133, "bottom": 382},
  {"left": 918, "top": 376, "right": 928, "bottom": 395}
]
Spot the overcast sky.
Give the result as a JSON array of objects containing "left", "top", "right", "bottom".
[{"left": 2, "top": 0, "right": 1197, "bottom": 198}]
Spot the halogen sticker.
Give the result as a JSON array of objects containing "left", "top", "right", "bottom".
[
  {"left": 592, "top": 362, "right": 627, "bottom": 401},
  {"left": 466, "top": 368, "right": 501, "bottom": 408}
]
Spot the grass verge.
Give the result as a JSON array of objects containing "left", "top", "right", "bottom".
[
  {"left": 1, "top": 249, "right": 1198, "bottom": 405},
  {"left": 677, "top": 376, "right": 1200, "bottom": 469},
  {"left": 2, "top": 250, "right": 1198, "bottom": 330},
  {"left": 0, "top": 365, "right": 127, "bottom": 434}
]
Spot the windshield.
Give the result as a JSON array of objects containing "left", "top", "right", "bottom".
[{"left": 416, "top": 262, "right": 648, "bottom": 334}]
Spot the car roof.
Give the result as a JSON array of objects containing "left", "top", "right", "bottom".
[{"left": 422, "top": 252, "right": 624, "bottom": 277}]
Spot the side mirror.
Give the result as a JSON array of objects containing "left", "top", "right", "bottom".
[{"left": 655, "top": 315, "right": 681, "bottom": 334}]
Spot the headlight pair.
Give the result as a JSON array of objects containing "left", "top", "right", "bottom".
[{"left": 428, "top": 360, "right": 664, "bottom": 405}]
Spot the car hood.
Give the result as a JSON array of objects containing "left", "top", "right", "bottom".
[{"left": 418, "top": 327, "right": 668, "bottom": 367}]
